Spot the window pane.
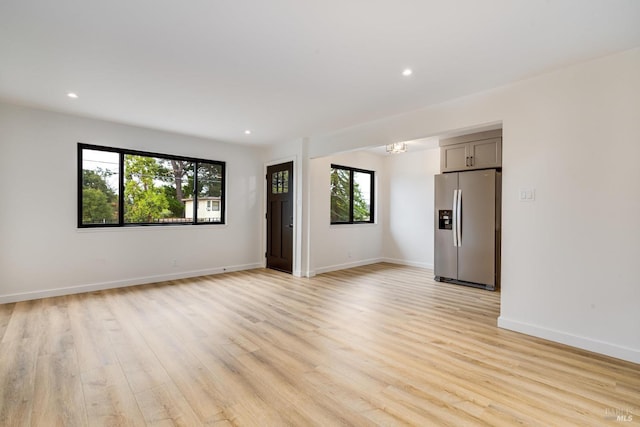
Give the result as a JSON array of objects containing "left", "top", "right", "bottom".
[
  {"left": 164, "top": 159, "right": 194, "bottom": 223},
  {"left": 272, "top": 172, "right": 278, "bottom": 193},
  {"left": 330, "top": 167, "right": 351, "bottom": 223},
  {"left": 353, "top": 171, "right": 372, "bottom": 222},
  {"left": 197, "top": 162, "right": 223, "bottom": 223},
  {"left": 81, "top": 149, "right": 119, "bottom": 225},
  {"left": 282, "top": 170, "right": 289, "bottom": 193},
  {"left": 124, "top": 155, "right": 194, "bottom": 224}
]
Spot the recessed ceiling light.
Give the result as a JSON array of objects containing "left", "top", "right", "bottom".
[
  {"left": 244, "top": 130, "right": 251, "bottom": 135},
  {"left": 67, "top": 92, "right": 79, "bottom": 99},
  {"left": 402, "top": 69, "right": 413, "bottom": 77}
]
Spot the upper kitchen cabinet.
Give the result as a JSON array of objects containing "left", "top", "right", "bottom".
[{"left": 440, "top": 129, "right": 502, "bottom": 172}]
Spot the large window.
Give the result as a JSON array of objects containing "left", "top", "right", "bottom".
[
  {"left": 78, "top": 144, "right": 225, "bottom": 227},
  {"left": 330, "top": 164, "right": 374, "bottom": 224}
]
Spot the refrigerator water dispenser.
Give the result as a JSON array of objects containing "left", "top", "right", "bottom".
[{"left": 438, "top": 210, "right": 453, "bottom": 230}]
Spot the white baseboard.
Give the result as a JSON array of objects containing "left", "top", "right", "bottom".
[
  {"left": 0, "top": 263, "right": 262, "bottom": 304},
  {"left": 314, "top": 258, "right": 384, "bottom": 275},
  {"left": 302, "top": 270, "right": 316, "bottom": 278},
  {"left": 498, "top": 316, "right": 640, "bottom": 364},
  {"left": 312, "top": 258, "right": 433, "bottom": 276},
  {"left": 382, "top": 258, "right": 434, "bottom": 270}
]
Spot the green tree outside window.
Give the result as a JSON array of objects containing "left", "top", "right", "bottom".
[{"left": 330, "top": 165, "right": 374, "bottom": 224}]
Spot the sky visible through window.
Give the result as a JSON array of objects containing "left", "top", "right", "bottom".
[
  {"left": 354, "top": 171, "right": 371, "bottom": 209},
  {"left": 83, "top": 149, "right": 119, "bottom": 189}
]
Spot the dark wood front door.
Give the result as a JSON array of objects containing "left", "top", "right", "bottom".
[{"left": 266, "top": 162, "right": 293, "bottom": 273}]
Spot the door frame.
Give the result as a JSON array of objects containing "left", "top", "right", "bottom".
[{"left": 264, "top": 156, "right": 300, "bottom": 276}]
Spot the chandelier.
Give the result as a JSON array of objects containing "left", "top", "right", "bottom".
[{"left": 386, "top": 142, "right": 407, "bottom": 154}]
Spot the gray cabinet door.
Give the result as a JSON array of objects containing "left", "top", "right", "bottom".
[
  {"left": 457, "top": 169, "right": 496, "bottom": 287},
  {"left": 440, "top": 144, "right": 468, "bottom": 172},
  {"left": 434, "top": 173, "right": 458, "bottom": 280},
  {"left": 469, "top": 138, "right": 501, "bottom": 169}
]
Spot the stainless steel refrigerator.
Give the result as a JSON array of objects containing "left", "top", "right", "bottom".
[{"left": 434, "top": 169, "right": 501, "bottom": 290}]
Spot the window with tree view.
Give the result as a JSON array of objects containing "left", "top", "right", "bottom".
[
  {"left": 330, "top": 165, "right": 374, "bottom": 224},
  {"left": 79, "top": 144, "right": 225, "bottom": 227}
]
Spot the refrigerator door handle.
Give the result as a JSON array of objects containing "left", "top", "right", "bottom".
[
  {"left": 456, "top": 189, "right": 462, "bottom": 246},
  {"left": 452, "top": 189, "right": 459, "bottom": 247}
]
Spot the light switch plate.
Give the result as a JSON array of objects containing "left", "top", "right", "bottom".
[{"left": 519, "top": 188, "right": 535, "bottom": 202}]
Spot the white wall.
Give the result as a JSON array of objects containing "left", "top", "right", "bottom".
[
  {"left": 0, "top": 103, "right": 265, "bottom": 303},
  {"left": 497, "top": 50, "right": 640, "bottom": 363},
  {"left": 384, "top": 148, "right": 440, "bottom": 269},
  {"left": 307, "top": 48, "right": 640, "bottom": 363},
  {"left": 308, "top": 150, "right": 386, "bottom": 275}
]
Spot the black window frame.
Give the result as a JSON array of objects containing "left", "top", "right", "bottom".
[
  {"left": 330, "top": 164, "right": 375, "bottom": 225},
  {"left": 78, "top": 143, "right": 226, "bottom": 228}
]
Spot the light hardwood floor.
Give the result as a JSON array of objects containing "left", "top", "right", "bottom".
[{"left": 0, "top": 263, "right": 638, "bottom": 426}]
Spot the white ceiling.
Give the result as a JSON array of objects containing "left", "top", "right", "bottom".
[{"left": 1, "top": 1, "right": 639, "bottom": 146}]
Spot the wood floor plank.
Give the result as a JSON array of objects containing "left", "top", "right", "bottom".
[
  {"left": 31, "top": 350, "right": 87, "bottom": 426},
  {"left": 140, "top": 324, "right": 230, "bottom": 424},
  {"left": 0, "top": 338, "right": 38, "bottom": 426},
  {"left": 67, "top": 293, "right": 119, "bottom": 373},
  {"left": 134, "top": 383, "right": 203, "bottom": 427},
  {"left": 0, "top": 303, "right": 15, "bottom": 343},
  {"left": 37, "top": 296, "right": 74, "bottom": 356},
  {"left": 0, "top": 263, "right": 638, "bottom": 426},
  {"left": 1, "top": 299, "right": 44, "bottom": 343},
  {"left": 0, "top": 299, "right": 45, "bottom": 426},
  {"left": 81, "top": 364, "right": 147, "bottom": 426}
]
